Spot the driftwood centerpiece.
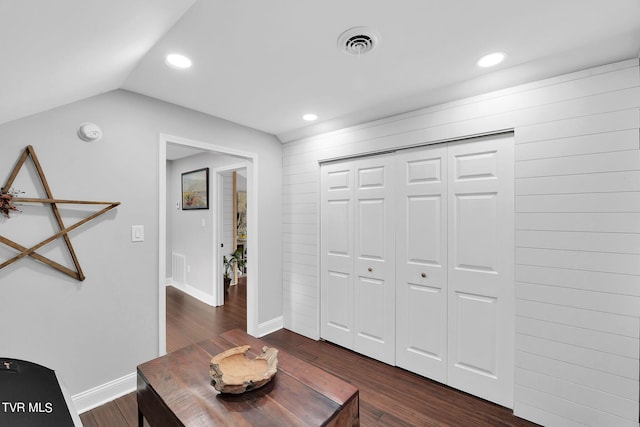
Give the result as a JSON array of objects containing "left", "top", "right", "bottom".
[{"left": 209, "top": 345, "right": 278, "bottom": 394}]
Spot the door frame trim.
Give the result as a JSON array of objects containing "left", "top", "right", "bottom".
[{"left": 158, "top": 133, "right": 259, "bottom": 355}]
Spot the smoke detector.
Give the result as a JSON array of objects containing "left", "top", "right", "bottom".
[
  {"left": 77, "top": 122, "right": 102, "bottom": 142},
  {"left": 338, "top": 26, "right": 381, "bottom": 56}
]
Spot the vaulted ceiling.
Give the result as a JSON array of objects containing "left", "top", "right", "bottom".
[{"left": 2, "top": 0, "right": 639, "bottom": 142}]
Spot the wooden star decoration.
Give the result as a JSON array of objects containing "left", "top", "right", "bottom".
[{"left": 0, "top": 145, "right": 120, "bottom": 281}]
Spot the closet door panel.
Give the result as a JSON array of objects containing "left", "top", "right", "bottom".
[
  {"left": 447, "top": 133, "right": 514, "bottom": 408},
  {"left": 353, "top": 155, "right": 396, "bottom": 364},
  {"left": 395, "top": 146, "right": 448, "bottom": 382},
  {"left": 357, "top": 198, "right": 386, "bottom": 260},
  {"left": 321, "top": 162, "right": 354, "bottom": 348},
  {"left": 454, "top": 193, "right": 498, "bottom": 272}
]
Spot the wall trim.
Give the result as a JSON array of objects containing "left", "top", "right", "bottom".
[
  {"left": 72, "top": 372, "right": 136, "bottom": 414},
  {"left": 257, "top": 316, "right": 284, "bottom": 337},
  {"left": 167, "top": 282, "right": 215, "bottom": 306}
]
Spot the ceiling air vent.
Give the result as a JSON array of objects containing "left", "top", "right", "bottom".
[{"left": 338, "top": 27, "right": 380, "bottom": 56}]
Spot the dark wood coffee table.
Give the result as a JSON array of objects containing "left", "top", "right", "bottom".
[{"left": 137, "top": 329, "right": 359, "bottom": 426}]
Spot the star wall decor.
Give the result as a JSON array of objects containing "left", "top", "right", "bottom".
[{"left": 0, "top": 145, "right": 120, "bottom": 281}]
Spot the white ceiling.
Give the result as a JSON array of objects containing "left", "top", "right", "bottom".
[{"left": 3, "top": 1, "right": 639, "bottom": 143}]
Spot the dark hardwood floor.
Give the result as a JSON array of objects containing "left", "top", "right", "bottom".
[{"left": 80, "top": 282, "right": 538, "bottom": 426}]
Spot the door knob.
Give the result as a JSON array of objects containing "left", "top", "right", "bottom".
[
  {"left": 368, "top": 267, "right": 373, "bottom": 272},
  {"left": 421, "top": 273, "right": 427, "bottom": 278}
]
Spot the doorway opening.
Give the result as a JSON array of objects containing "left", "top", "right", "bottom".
[
  {"left": 158, "top": 134, "right": 259, "bottom": 355},
  {"left": 218, "top": 167, "right": 248, "bottom": 300}
]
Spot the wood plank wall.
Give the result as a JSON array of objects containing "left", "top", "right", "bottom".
[{"left": 282, "top": 58, "right": 640, "bottom": 426}]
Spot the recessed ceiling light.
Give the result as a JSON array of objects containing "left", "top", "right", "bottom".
[
  {"left": 165, "top": 53, "right": 192, "bottom": 70},
  {"left": 477, "top": 52, "right": 506, "bottom": 68},
  {"left": 302, "top": 113, "right": 318, "bottom": 122}
]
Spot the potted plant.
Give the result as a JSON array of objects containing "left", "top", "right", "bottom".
[
  {"left": 223, "top": 255, "right": 235, "bottom": 293},
  {"left": 222, "top": 247, "right": 246, "bottom": 293},
  {"left": 232, "top": 247, "right": 246, "bottom": 275}
]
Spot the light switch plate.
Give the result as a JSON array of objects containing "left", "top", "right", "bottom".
[{"left": 131, "top": 225, "right": 144, "bottom": 242}]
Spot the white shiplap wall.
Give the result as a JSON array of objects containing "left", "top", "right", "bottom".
[
  {"left": 513, "top": 92, "right": 640, "bottom": 426},
  {"left": 282, "top": 59, "right": 640, "bottom": 426}
]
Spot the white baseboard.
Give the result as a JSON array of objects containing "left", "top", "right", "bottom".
[
  {"left": 257, "top": 316, "right": 284, "bottom": 337},
  {"left": 168, "top": 282, "right": 215, "bottom": 306},
  {"left": 72, "top": 372, "right": 136, "bottom": 414}
]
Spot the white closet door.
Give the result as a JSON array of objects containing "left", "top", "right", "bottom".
[
  {"left": 320, "top": 161, "right": 355, "bottom": 349},
  {"left": 447, "top": 133, "right": 514, "bottom": 408},
  {"left": 353, "top": 155, "right": 396, "bottom": 364},
  {"left": 395, "top": 145, "right": 448, "bottom": 382}
]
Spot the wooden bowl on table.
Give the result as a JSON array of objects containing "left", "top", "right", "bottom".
[{"left": 209, "top": 345, "right": 278, "bottom": 394}]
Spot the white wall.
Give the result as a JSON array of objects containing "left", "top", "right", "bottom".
[
  {"left": 0, "top": 89, "right": 282, "bottom": 409},
  {"left": 281, "top": 59, "right": 640, "bottom": 426},
  {"left": 236, "top": 171, "right": 247, "bottom": 192},
  {"left": 170, "top": 155, "right": 213, "bottom": 298},
  {"left": 167, "top": 153, "right": 241, "bottom": 303}
]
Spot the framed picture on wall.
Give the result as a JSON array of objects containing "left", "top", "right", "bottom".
[{"left": 182, "top": 168, "right": 209, "bottom": 210}]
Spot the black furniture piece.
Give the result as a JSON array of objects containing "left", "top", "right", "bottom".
[{"left": 0, "top": 358, "right": 78, "bottom": 426}]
